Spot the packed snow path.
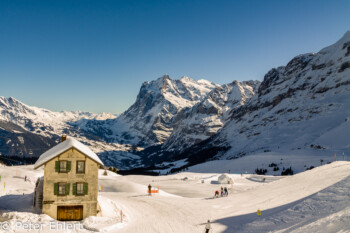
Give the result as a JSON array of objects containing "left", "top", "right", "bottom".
[{"left": 0, "top": 162, "right": 350, "bottom": 232}]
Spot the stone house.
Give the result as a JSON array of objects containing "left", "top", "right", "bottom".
[{"left": 33, "top": 136, "right": 104, "bottom": 221}]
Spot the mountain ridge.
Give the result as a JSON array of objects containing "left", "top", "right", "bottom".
[
  {"left": 1, "top": 31, "right": 350, "bottom": 173},
  {"left": 161, "top": 30, "right": 350, "bottom": 171}
]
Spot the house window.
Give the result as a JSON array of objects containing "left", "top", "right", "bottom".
[
  {"left": 76, "top": 161, "right": 85, "bottom": 174},
  {"left": 55, "top": 161, "right": 71, "bottom": 173},
  {"left": 76, "top": 183, "right": 84, "bottom": 195},
  {"left": 59, "top": 161, "right": 67, "bottom": 172},
  {"left": 58, "top": 183, "right": 66, "bottom": 196}
]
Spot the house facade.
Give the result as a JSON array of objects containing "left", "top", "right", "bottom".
[{"left": 34, "top": 137, "right": 104, "bottom": 221}]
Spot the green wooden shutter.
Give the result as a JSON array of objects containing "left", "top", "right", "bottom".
[
  {"left": 55, "top": 161, "right": 59, "bottom": 172},
  {"left": 73, "top": 183, "right": 77, "bottom": 195},
  {"left": 84, "top": 183, "right": 88, "bottom": 195},
  {"left": 66, "top": 183, "right": 70, "bottom": 195},
  {"left": 54, "top": 183, "right": 58, "bottom": 195},
  {"left": 67, "top": 161, "right": 71, "bottom": 172}
]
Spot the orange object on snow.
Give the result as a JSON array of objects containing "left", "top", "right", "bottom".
[{"left": 147, "top": 187, "right": 159, "bottom": 193}]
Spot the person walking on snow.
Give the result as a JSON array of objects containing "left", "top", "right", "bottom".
[
  {"left": 25, "top": 176, "right": 27, "bottom": 182},
  {"left": 148, "top": 184, "right": 152, "bottom": 196},
  {"left": 224, "top": 187, "right": 228, "bottom": 196},
  {"left": 204, "top": 220, "right": 211, "bottom": 233}
]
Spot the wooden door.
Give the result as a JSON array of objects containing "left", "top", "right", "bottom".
[{"left": 57, "top": 205, "right": 83, "bottom": 221}]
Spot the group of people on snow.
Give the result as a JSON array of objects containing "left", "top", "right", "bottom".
[{"left": 214, "top": 186, "right": 229, "bottom": 198}]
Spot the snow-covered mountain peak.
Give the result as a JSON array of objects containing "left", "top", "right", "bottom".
[
  {"left": 0, "top": 96, "right": 117, "bottom": 137},
  {"left": 141, "top": 75, "right": 219, "bottom": 107},
  {"left": 179, "top": 75, "right": 193, "bottom": 82},
  {"left": 1, "top": 96, "right": 26, "bottom": 108},
  {"left": 0, "top": 96, "right": 44, "bottom": 117},
  {"left": 258, "top": 31, "right": 350, "bottom": 97},
  {"left": 140, "top": 75, "right": 169, "bottom": 93},
  {"left": 139, "top": 75, "right": 219, "bottom": 101},
  {"left": 86, "top": 75, "right": 221, "bottom": 147}
]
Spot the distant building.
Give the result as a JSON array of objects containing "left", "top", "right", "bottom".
[{"left": 33, "top": 136, "right": 104, "bottom": 221}]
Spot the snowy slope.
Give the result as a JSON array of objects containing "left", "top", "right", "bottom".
[
  {"left": 1, "top": 161, "right": 350, "bottom": 232},
  {"left": 168, "top": 31, "right": 350, "bottom": 169},
  {"left": 187, "top": 149, "right": 342, "bottom": 175}
]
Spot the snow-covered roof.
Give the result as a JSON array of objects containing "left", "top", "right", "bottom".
[{"left": 34, "top": 137, "right": 104, "bottom": 169}]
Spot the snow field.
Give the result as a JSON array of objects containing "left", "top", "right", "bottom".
[
  {"left": 188, "top": 149, "right": 347, "bottom": 175},
  {"left": 0, "top": 161, "right": 350, "bottom": 232}
]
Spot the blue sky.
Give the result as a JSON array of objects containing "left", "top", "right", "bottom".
[{"left": 0, "top": 0, "right": 349, "bottom": 113}]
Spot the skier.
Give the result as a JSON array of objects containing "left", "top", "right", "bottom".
[
  {"left": 25, "top": 176, "right": 27, "bottom": 182},
  {"left": 204, "top": 220, "right": 211, "bottom": 233},
  {"left": 148, "top": 184, "right": 152, "bottom": 196},
  {"left": 220, "top": 187, "right": 224, "bottom": 197},
  {"left": 224, "top": 187, "right": 228, "bottom": 196}
]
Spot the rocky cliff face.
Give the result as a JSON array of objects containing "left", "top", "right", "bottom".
[
  {"left": 115, "top": 75, "right": 219, "bottom": 145},
  {"left": 159, "top": 80, "right": 260, "bottom": 154},
  {"left": 75, "top": 75, "right": 219, "bottom": 146}
]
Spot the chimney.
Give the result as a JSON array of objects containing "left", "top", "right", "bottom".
[{"left": 61, "top": 135, "right": 67, "bottom": 142}]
